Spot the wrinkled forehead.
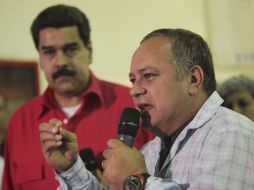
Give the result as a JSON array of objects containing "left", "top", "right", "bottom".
[{"left": 130, "top": 37, "right": 172, "bottom": 69}]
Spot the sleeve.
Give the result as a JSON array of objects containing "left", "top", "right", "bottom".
[
  {"left": 56, "top": 156, "right": 104, "bottom": 190},
  {"left": 145, "top": 176, "right": 183, "bottom": 190}
]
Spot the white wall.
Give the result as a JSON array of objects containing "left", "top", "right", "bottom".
[
  {"left": 0, "top": 0, "right": 206, "bottom": 92},
  {"left": 0, "top": 0, "right": 253, "bottom": 93}
]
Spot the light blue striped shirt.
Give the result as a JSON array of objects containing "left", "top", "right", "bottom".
[{"left": 57, "top": 91, "right": 254, "bottom": 190}]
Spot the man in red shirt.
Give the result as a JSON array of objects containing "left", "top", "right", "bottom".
[{"left": 2, "top": 4, "right": 153, "bottom": 190}]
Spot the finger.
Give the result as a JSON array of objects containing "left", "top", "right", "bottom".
[
  {"left": 39, "top": 122, "right": 51, "bottom": 132},
  {"left": 49, "top": 119, "right": 62, "bottom": 133},
  {"left": 49, "top": 118, "right": 62, "bottom": 127},
  {"left": 107, "top": 138, "right": 125, "bottom": 149},
  {"left": 40, "top": 132, "right": 63, "bottom": 144},
  {"left": 102, "top": 148, "right": 113, "bottom": 159},
  {"left": 39, "top": 122, "right": 59, "bottom": 134},
  {"left": 40, "top": 131, "right": 63, "bottom": 147}
]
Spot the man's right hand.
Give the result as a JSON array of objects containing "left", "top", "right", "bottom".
[{"left": 39, "top": 118, "right": 78, "bottom": 173}]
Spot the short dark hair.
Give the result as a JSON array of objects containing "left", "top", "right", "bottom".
[
  {"left": 31, "top": 4, "right": 91, "bottom": 50},
  {"left": 141, "top": 28, "right": 216, "bottom": 95}
]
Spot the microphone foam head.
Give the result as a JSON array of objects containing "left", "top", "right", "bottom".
[{"left": 118, "top": 108, "right": 140, "bottom": 137}]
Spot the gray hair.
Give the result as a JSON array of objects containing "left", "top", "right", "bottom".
[{"left": 218, "top": 75, "right": 254, "bottom": 99}]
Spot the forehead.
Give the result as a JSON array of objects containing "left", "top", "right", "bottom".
[
  {"left": 130, "top": 37, "right": 172, "bottom": 70},
  {"left": 38, "top": 26, "right": 81, "bottom": 46}
]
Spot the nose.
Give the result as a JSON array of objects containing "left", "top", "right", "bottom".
[
  {"left": 130, "top": 83, "right": 146, "bottom": 97},
  {"left": 54, "top": 50, "right": 68, "bottom": 67}
]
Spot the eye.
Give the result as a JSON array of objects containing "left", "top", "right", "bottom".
[
  {"left": 144, "top": 73, "right": 156, "bottom": 80},
  {"left": 64, "top": 45, "right": 79, "bottom": 56},
  {"left": 238, "top": 100, "right": 248, "bottom": 108},
  {"left": 42, "top": 48, "right": 55, "bottom": 56}
]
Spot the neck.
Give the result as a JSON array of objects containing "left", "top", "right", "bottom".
[
  {"left": 54, "top": 93, "right": 82, "bottom": 108},
  {"left": 163, "top": 92, "right": 208, "bottom": 136}
]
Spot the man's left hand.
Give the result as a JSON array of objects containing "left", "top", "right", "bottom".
[{"left": 102, "top": 139, "right": 147, "bottom": 190}]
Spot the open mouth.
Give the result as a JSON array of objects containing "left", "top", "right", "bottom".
[{"left": 137, "top": 103, "right": 152, "bottom": 112}]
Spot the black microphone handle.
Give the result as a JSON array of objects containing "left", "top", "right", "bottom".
[
  {"left": 118, "top": 134, "right": 135, "bottom": 147},
  {"left": 79, "top": 148, "right": 97, "bottom": 176}
]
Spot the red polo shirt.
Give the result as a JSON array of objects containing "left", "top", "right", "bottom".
[{"left": 3, "top": 73, "right": 154, "bottom": 190}]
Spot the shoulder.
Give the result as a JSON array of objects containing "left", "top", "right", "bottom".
[
  {"left": 98, "top": 79, "right": 133, "bottom": 102},
  {"left": 92, "top": 78, "right": 134, "bottom": 108},
  {"left": 10, "top": 95, "right": 43, "bottom": 119},
  {"left": 208, "top": 106, "right": 254, "bottom": 139},
  {"left": 98, "top": 79, "right": 130, "bottom": 93},
  {"left": 215, "top": 106, "right": 253, "bottom": 128}
]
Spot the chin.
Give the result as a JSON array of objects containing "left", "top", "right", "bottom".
[{"left": 57, "top": 87, "right": 76, "bottom": 94}]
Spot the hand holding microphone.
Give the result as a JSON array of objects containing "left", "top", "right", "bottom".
[{"left": 102, "top": 108, "right": 148, "bottom": 190}]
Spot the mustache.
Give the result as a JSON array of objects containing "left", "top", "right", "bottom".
[{"left": 52, "top": 67, "right": 76, "bottom": 79}]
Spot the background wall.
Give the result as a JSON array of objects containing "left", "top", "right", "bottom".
[{"left": 0, "top": 0, "right": 253, "bottom": 93}]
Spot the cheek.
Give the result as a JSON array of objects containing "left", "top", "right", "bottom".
[
  {"left": 39, "top": 59, "right": 51, "bottom": 74},
  {"left": 76, "top": 51, "right": 91, "bottom": 64},
  {"left": 38, "top": 58, "right": 44, "bottom": 70},
  {"left": 154, "top": 85, "right": 171, "bottom": 105},
  {"left": 155, "top": 85, "right": 184, "bottom": 112},
  {"left": 40, "top": 64, "right": 53, "bottom": 82}
]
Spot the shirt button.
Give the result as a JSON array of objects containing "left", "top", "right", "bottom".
[{"left": 63, "top": 118, "right": 68, "bottom": 124}]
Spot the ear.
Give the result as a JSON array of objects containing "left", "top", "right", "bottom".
[{"left": 188, "top": 65, "right": 204, "bottom": 95}]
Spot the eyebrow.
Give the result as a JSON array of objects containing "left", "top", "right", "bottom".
[
  {"left": 129, "top": 66, "right": 157, "bottom": 78},
  {"left": 40, "top": 42, "right": 79, "bottom": 50},
  {"left": 40, "top": 45, "right": 54, "bottom": 51},
  {"left": 63, "top": 42, "right": 79, "bottom": 49}
]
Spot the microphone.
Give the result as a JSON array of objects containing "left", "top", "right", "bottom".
[
  {"left": 79, "top": 148, "right": 97, "bottom": 176},
  {"left": 118, "top": 108, "right": 140, "bottom": 147},
  {"left": 80, "top": 148, "right": 108, "bottom": 188}
]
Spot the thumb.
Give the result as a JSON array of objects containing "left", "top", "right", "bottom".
[
  {"left": 107, "top": 138, "right": 126, "bottom": 149},
  {"left": 59, "top": 128, "right": 78, "bottom": 160},
  {"left": 59, "top": 127, "right": 77, "bottom": 142}
]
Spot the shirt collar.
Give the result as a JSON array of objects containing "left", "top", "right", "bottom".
[
  {"left": 144, "top": 91, "right": 224, "bottom": 154},
  {"left": 170, "top": 91, "right": 223, "bottom": 150},
  {"left": 186, "top": 91, "right": 224, "bottom": 130},
  {"left": 168, "top": 91, "right": 224, "bottom": 158},
  {"left": 38, "top": 71, "right": 105, "bottom": 118}
]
